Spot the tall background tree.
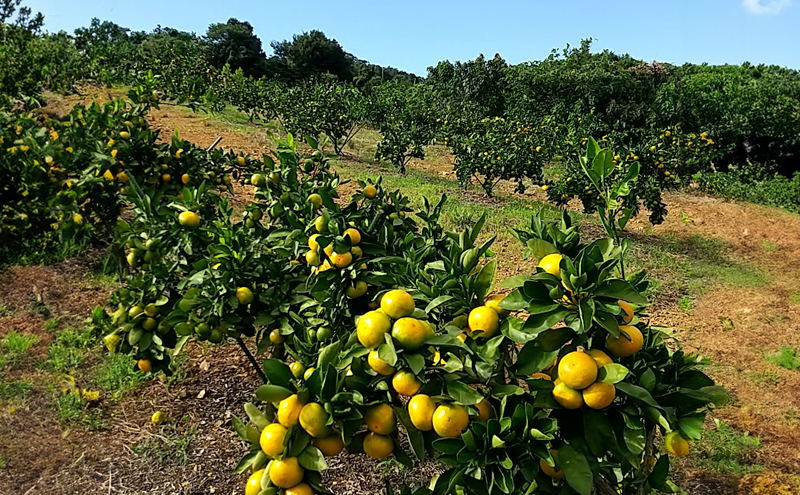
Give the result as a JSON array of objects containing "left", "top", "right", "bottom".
[
  {"left": 205, "top": 18, "right": 267, "bottom": 78},
  {"left": 270, "top": 30, "right": 352, "bottom": 82}
]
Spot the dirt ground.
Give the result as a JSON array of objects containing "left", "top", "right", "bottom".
[{"left": 2, "top": 91, "right": 800, "bottom": 494}]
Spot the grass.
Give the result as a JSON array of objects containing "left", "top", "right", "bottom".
[
  {"left": 93, "top": 353, "right": 148, "bottom": 400},
  {"left": 694, "top": 420, "right": 763, "bottom": 475},
  {"left": 53, "top": 392, "right": 104, "bottom": 429},
  {"left": 789, "top": 291, "right": 800, "bottom": 306},
  {"left": 38, "top": 327, "right": 96, "bottom": 373},
  {"left": 131, "top": 423, "right": 198, "bottom": 465},
  {"left": 0, "top": 332, "right": 38, "bottom": 368},
  {"left": 0, "top": 380, "right": 31, "bottom": 400},
  {"left": 766, "top": 346, "right": 800, "bottom": 371},
  {"left": 44, "top": 318, "right": 60, "bottom": 331}
]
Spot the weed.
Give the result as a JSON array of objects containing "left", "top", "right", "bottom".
[
  {"left": 750, "top": 369, "right": 781, "bottom": 387},
  {"left": 679, "top": 296, "right": 693, "bottom": 312},
  {"left": 694, "top": 420, "right": 762, "bottom": 475},
  {"left": 44, "top": 318, "right": 60, "bottom": 331},
  {"left": 93, "top": 353, "right": 147, "bottom": 400},
  {"left": 760, "top": 239, "right": 778, "bottom": 253},
  {"left": 38, "top": 327, "right": 96, "bottom": 373},
  {"left": 789, "top": 291, "right": 800, "bottom": 306},
  {"left": 53, "top": 392, "right": 104, "bottom": 429},
  {"left": 766, "top": 346, "right": 800, "bottom": 371},
  {"left": 0, "top": 380, "right": 31, "bottom": 400},
  {"left": 131, "top": 423, "right": 198, "bottom": 464}
]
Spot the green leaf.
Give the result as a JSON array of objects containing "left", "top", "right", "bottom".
[
  {"left": 615, "top": 382, "right": 661, "bottom": 409},
  {"left": 255, "top": 384, "right": 293, "bottom": 403},
  {"left": 679, "top": 415, "right": 705, "bottom": 440},
  {"left": 624, "top": 426, "right": 646, "bottom": 455},
  {"left": 406, "top": 352, "right": 425, "bottom": 375},
  {"left": 559, "top": 445, "right": 593, "bottom": 495},
  {"left": 446, "top": 381, "right": 484, "bottom": 406},
  {"left": 594, "top": 280, "right": 648, "bottom": 305},
  {"left": 395, "top": 406, "right": 426, "bottom": 461},
  {"left": 526, "top": 239, "right": 558, "bottom": 260},
  {"left": 597, "top": 364, "right": 629, "bottom": 384},
  {"left": 498, "top": 275, "right": 532, "bottom": 288},
  {"left": 425, "top": 295, "right": 454, "bottom": 313},
  {"left": 474, "top": 258, "right": 498, "bottom": 302},
  {"left": 298, "top": 446, "right": 327, "bottom": 471},
  {"left": 514, "top": 342, "right": 559, "bottom": 375},
  {"left": 318, "top": 340, "right": 343, "bottom": 368},
  {"left": 262, "top": 359, "right": 294, "bottom": 389},
  {"left": 244, "top": 403, "right": 269, "bottom": 430},
  {"left": 649, "top": 455, "right": 670, "bottom": 489},
  {"left": 521, "top": 308, "right": 570, "bottom": 336}
]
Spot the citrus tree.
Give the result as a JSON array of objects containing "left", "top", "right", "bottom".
[{"left": 373, "top": 84, "right": 437, "bottom": 174}]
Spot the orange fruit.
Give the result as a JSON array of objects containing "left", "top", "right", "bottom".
[
  {"left": 665, "top": 431, "right": 690, "bottom": 457},
  {"left": 605, "top": 325, "right": 644, "bottom": 357},
  {"left": 364, "top": 185, "right": 377, "bottom": 199},
  {"left": 138, "top": 359, "right": 152, "bottom": 373},
  {"left": 432, "top": 403, "right": 469, "bottom": 438},
  {"left": 618, "top": 300, "right": 634, "bottom": 323},
  {"left": 582, "top": 382, "right": 616, "bottom": 409},
  {"left": 391, "top": 318, "right": 433, "bottom": 350},
  {"left": 260, "top": 423, "right": 287, "bottom": 457},
  {"left": 268, "top": 457, "right": 304, "bottom": 488},
  {"left": 484, "top": 294, "right": 510, "bottom": 318},
  {"left": 367, "top": 350, "right": 395, "bottom": 376},
  {"left": 308, "top": 234, "right": 321, "bottom": 251},
  {"left": 299, "top": 402, "right": 331, "bottom": 438},
  {"left": 313, "top": 434, "right": 344, "bottom": 457},
  {"left": 269, "top": 329, "right": 284, "bottom": 344},
  {"left": 346, "top": 280, "right": 368, "bottom": 299},
  {"left": 474, "top": 399, "right": 492, "bottom": 421},
  {"left": 330, "top": 250, "right": 352, "bottom": 268},
  {"left": 357, "top": 311, "right": 392, "bottom": 349},
  {"left": 538, "top": 253, "right": 562, "bottom": 278},
  {"left": 408, "top": 394, "right": 436, "bottom": 431},
  {"left": 236, "top": 287, "right": 254, "bottom": 305},
  {"left": 344, "top": 228, "right": 361, "bottom": 245},
  {"left": 178, "top": 211, "right": 200, "bottom": 228},
  {"left": 362, "top": 432, "right": 393, "bottom": 459},
  {"left": 285, "top": 482, "right": 315, "bottom": 495},
  {"left": 381, "top": 289, "right": 415, "bottom": 319},
  {"left": 277, "top": 394, "right": 304, "bottom": 427},
  {"left": 540, "top": 450, "right": 564, "bottom": 478},
  {"left": 245, "top": 469, "right": 265, "bottom": 495},
  {"left": 530, "top": 372, "right": 552, "bottom": 381},
  {"left": 557, "top": 351, "right": 598, "bottom": 390},
  {"left": 364, "top": 403, "right": 396, "bottom": 435},
  {"left": 552, "top": 382, "right": 583, "bottom": 409},
  {"left": 468, "top": 306, "right": 500, "bottom": 338},
  {"left": 586, "top": 349, "right": 613, "bottom": 369},
  {"left": 392, "top": 370, "right": 422, "bottom": 396}
]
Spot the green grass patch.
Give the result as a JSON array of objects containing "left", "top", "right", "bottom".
[
  {"left": 38, "top": 327, "right": 96, "bottom": 373},
  {"left": 789, "top": 291, "right": 800, "bottom": 306},
  {"left": 93, "top": 353, "right": 148, "bottom": 400},
  {"left": 694, "top": 420, "right": 762, "bottom": 475},
  {"left": 43, "top": 318, "right": 60, "bottom": 331},
  {"left": 0, "top": 380, "right": 31, "bottom": 400},
  {"left": 131, "top": 423, "right": 198, "bottom": 464},
  {"left": 0, "top": 332, "right": 38, "bottom": 368},
  {"left": 766, "top": 346, "right": 800, "bottom": 371}
]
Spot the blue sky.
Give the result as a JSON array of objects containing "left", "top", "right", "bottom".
[{"left": 25, "top": 0, "right": 800, "bottom": 75}]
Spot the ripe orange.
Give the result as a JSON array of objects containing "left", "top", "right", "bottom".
[
  {"left": 260, "top": 423, "right": 287, "bottom": 457},
  {"left": 582, "top": 382, "right": 616, "bottom": 409},
  {"left": 539, "top": 450, "right": 564, "bottom": 478},
  {"left": 299, "top": 402, "right": 331, "bottom": 438},
  {"left": 586, "top": 349, "right": 613, "bottom": 369},
  {"left": 618, "top": 300, "right": 634, "bottom": 323},
  {"left": 538, "top": 253, "right": 563, "bottom": 278},
  {"left": 484, "top": 294, "right": 510, "bottom": 318},
  {"left": 552, "top": 382, "right": 583, "bottom": 409},
  {"left": 606, "top": 325, "right": 644, "bottom": 357},
  {"left": 364, "top": 403, "right": 396, "bottom": 435},
  {"left": 557, "top": 351, "right": 598, "bottom": 390},
  {"left": 356, "top": 311, "right": 392, "bottom": 349},
  {"left": 364, "top": 185, "right": 377, "bottom": 199},
  {"left": 277, "top": 394, "right": 304, "bottom": 427},
  {"left": 313, "top": 434, "right": 344, "bottom": 457},
  {"left": 432, "top": 403, "right": 469, "bottom": 438},
  {"left": 308, "top": 234, "right": 321, "bottom": 251},
  {"left": 343, "top": 228, "right": 361, "bottom": 245},
  {"left": 245, "top": 469, "right": 265, "bottom": 495},
  {"left": 474, "top": 399, "right": 492, "bottom": 421},
  {"left": 392, "top": 370, "right": 422, "bottom": 396},
  {"left": 362, "top": 432, "right": 393, "bottom": 459},
  {"left": 367, "top": 350, "right": 395, "bottom": 376},
  {"left": 330, "top": 250, "right": 352, "bottom": 268},
  {"left": 138, "top": 359, "right": 152, "bottom": 373},
  {"left": 381, "top": 289, "right": 415, "bottom": 319},
  {"left": 268, "top": 457, "right": 304, "bottom": 488},
  {"left": 468, "top": 306, "right": 500, "bottom": 337},
  {"left": 178, "top": 211, "right": 200, "bottom": 228},
  {"left": 285, "top": 482, "right": 315, "bottom": 495},
  {"left": 391, "top": 318, "right": 433, "bottom": 350},
  {"left": 408, "top": 394, "right": 436, "bottom": 431},
  {"left": 181, "top": 173, "right": 190, "bottom": 184}
]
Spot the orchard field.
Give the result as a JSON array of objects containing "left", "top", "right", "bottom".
[{"left": 2, "top": 3, "right": 800, "bottom": 495}]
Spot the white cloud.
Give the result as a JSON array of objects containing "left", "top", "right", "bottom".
[{"left": 742, "top": 0, "right": 792, "bottom": 15}]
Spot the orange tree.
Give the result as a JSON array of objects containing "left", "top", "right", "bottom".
[{"left": 445, "top": 116, "right": 555, "bottom": 196}]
